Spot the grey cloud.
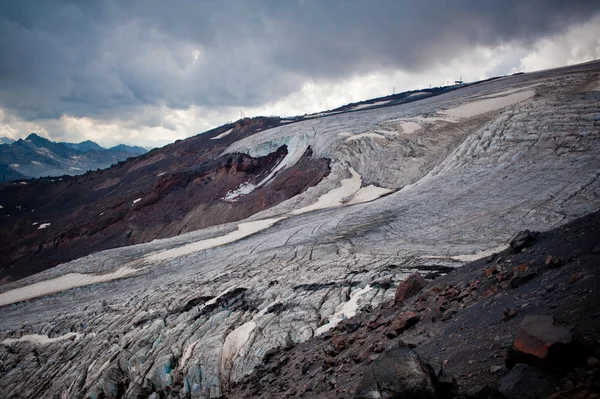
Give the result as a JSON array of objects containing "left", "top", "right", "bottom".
[{"left": 0, "top": 0, "right": 599, "bottom": 124}]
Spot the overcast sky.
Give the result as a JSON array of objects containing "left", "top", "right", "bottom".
[{"left": 1, "top": 0, "right": 599, "bottom": 147}]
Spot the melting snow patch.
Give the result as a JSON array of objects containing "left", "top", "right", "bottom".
[
  {"left": 398, "top": 121, "right": 422, "bottom": 134},
  {"left": 315, "top": 285, "right": 373, "bottom": 335},
  {"left": 1, "top": 332, "right": 82, "bottom": 346},
  {"left": 351, "top": 100, "right": 391, "bottom": 111},
  {"left": 132, "top": 198, "right": 141, "bottom": 205},
  {"left": 224, "top": 182, "right": 257, "bottom": 202},
  {"left": 291, "top": 167, "right": 362, "bottom": 215},
  {"left": 32, "top": 222, "right": 38, "bottom": 226},
  {"left": 478, "top": 85, "right": 540, "bottom": 99},
  {"left": 440, "top": 90, "right": 535, "bottom": 119},
  {"left": 347, "top": 185, "right": 393, "bottom": 205},
  {"left": 449, "top": 244, "right": 510, "bottom": 262},
  {"left": 409, "top": 92, "right": 431, "bottom": 97},
  {"left": 156, "top": 172, "right": 166, "bottom": 177},
  {"left": 31, "top": 161, "right": 41, "bottom": 165},
  {"left": 0, "top": 266, "right": 142, "bottom": 306},
  {"left": 19, "top": 182, "right": 28, "bottom": 185},
  {"left": 146, "top": 217, "right": 284, "bottom": 262},
  {"left": 38, "top": 223, "right": 51, "bottom": 229},
  {"left": 211, "top": 128, "right": 234, "bottom": 140},
  {"left": 290, "top": 167, "right": 391, "bottom": 214},
  {"left": 345, "top": 132, "right": 386, "bottom": 142},
  {"left": 10, "top": 164, "right": 20, "bottom": 168}
]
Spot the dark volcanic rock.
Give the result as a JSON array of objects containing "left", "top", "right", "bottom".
[
  {"left": 354, "top": 347, "right": 439, "bottom": 399},
  {"left": 497, "top": 363, "right": 557, "bottom": 399},
  {"left": 544, "top": 256, "right": 565, "bottom": 268},
  {"left": 226, "top": 211, "right": 600, "bottom": 399},
  {"left": 509, "top": 230, "right": 537, "bottom": 252},
  {"left": 389, "top": 311, "right": 420, "bottom": 334},
  {"left": 509, "top": 270, "right": 537, "bottom": 288},
  {"left": 395, "top": 274, "right": 427, "bottom": 303}
]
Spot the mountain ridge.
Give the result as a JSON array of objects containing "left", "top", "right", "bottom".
[{"left": 0, "top": 133, "right": 148, "bottom": 182}]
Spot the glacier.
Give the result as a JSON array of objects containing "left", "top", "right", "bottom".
[{"left": 0, "top": 62, "right": 599, "bottom": 398}]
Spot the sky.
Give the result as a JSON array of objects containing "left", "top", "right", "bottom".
[{"left": 1, "top": 0, "right": 599, "bottom": 148}]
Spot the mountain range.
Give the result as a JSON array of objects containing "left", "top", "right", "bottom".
[{"left": 0, "top": 133, "right": 147, "bottom": 182}]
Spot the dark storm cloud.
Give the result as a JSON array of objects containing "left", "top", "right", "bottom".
[{"left": 0, "top": 0, "right": 599, "bottom": 122}]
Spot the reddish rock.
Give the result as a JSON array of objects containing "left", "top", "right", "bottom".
[
  {"left": 353, "top": 348, "right": 371, "bottom": 364},
  {"left": 367, "top": 315, "right": 381, "bottom": 330},
  {"left": 322, "top": 357, "right": 337, "bottom": 369},
  {"left": 513, "top": 315, "right": 572, "bottom": 359},
  {"left": 395, "top": 274, "right": 427, "bottom": 303},
  {"left": 390, "top": 311, "right": 421, "bottom": 334},
  {"left": 468, "top": 280, "right": 481, "bottom": 289},
  {"left": 331, "top": 334, "right": 347, "bottom": 352},
  {"left": 415, "top": 297, "right": 431, "bottom": 312}
]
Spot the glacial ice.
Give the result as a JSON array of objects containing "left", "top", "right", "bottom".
[{"left": 1, "top": 63, "right": 600, "bottom": 398}]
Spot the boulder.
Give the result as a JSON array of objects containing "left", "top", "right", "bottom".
[
  {"left": 509, "top": 230, "right": 536, "bottom": 252},
  {"left": 395, "top": 274, "right": 427, "bottom": 304},
  {"left": 509, "top": 270, "right": 537, "bottom": 288},
  {"left": 390, "top": 311, "right": 420, "bottom": 334},
  {"left": 513, "top": 315, "right": 572, "bottom": 359},
  {"left": 331, "top": 334, "right": 347, "bottom": 352},
  {"left": 507, "top": 315, "right": 586, "bottom": 373},
  {"left": 354, "top": 347, "right": 440, "bottom": 399},
  {"left": 544, "top": 256, "right": 565, "bottom": 268},
  {"left": 498, "top": 364, "right": 557, "bottom": 399}
]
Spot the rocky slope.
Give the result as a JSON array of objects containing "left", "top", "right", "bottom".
[
  {"left": 0, "top": 118, "right": 330, "bottom": 283},
  {"left": 228, "top": 210, "right": 600, "bottom": 398},
  {"left": 0, "top": 61, "right": 599, "bottom": 398}
]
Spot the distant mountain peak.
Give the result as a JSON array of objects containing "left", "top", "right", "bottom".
[
  {"left": 108, "top": 144, "right": 147, "bottom": 155},
  {"left": 0, "top": 135, "right": 147, "bottom": 181},
  {"left": 25, "top": 132, "right": 46, "bottom": 141},
  {"left": 61, "top": 140, "right": 105, "bottom": 152}
]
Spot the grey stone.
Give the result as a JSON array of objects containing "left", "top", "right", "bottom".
[
  {"left": 354, "top": 347, "right": 438, "bottom": 399},
  {"left": 498, "top": 364, "right": 557, "bottom": 399}
]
